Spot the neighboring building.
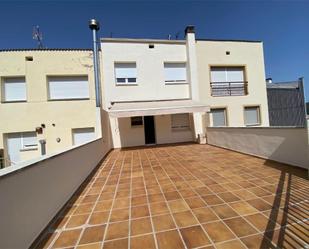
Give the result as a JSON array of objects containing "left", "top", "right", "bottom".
[
  {"left": 267, "top": 78, "right": 306, "bottom": 127},
  {"left": 101, "top": 26, "right": 269, "bottom": 148},
  {"left": 0, "top": 49, "right": 99, "bottom": 167}
]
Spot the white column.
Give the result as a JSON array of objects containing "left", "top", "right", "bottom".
[
  {"left": 186, "top": 26, "right": 204, "bottom": 141},
  {"left": 186, "top": 26, "right": 199, "bottom": 101}
]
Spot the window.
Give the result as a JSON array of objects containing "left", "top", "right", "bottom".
[
  {"left": 72, "top": 128, "right": 95, "bottom": 145},
  {"left": 6, "top": 132, "right": 37, "bottom": 164},
  {"left": 114, "top": 63, "right": 137, "bottom": 84},
  {"left": 21, "top": 132, "right": 38, "bottom": 150},
  {"left": 2, "top": 77, "right": 27, "bottom": 102},
  {"left": 210, "top": 108, "right": 227, "bottom": 127},
  {"left": 244, "top": 106, "right": 261, "bottom": 126},
  {"left": 48, "top": 76, "right": 89, "bottom": 100},
  {"left": 171, "top": 113, "right": 190, "bottom": 130},
  {"left": 131, "top": 117, "right": 143, "bottom": 126},
  {"left": 164, "top": 63, "right": 187, "bottom": 83},
  {"left": 210, "top": 67, "right": 247, "bottom": 96}
]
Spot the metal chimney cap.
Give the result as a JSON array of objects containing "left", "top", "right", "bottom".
[
  {"left": 89, "top": 19, "right": 100, "bottom": 31},
  {"left": 266, "top": 77, "right": 273, "bottom": 83},
  {"left": 185, "top": 25, "right": 195, "bottom": 34}
]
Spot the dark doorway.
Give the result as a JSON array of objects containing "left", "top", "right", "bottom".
[{"left": 144, "top": 116, "right": 156, "bottom": 144}]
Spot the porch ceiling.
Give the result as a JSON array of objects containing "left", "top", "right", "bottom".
[{"left": 107, "top": 100, "right": 210, "bottom": 118}]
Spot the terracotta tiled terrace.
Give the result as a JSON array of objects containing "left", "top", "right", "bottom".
[{"left": 33, "top": 144, "right": 309, "bottom": 249}]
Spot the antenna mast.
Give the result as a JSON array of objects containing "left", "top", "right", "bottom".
[{"left": 33, "top": 25, "right": 44, "bottom": 49}]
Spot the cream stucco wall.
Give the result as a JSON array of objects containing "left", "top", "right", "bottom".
[
  {"left": 0, "top": 50, "right": 98, "bottom": 163},
  {"left": 101, "top": 39, "right": 190, "bottom": 109},
  {"left": 207, "top": 127, "right": 309, "bottom": 169},
  {"left": 196, "top": 40, "right": 269, "bottom": 127}
]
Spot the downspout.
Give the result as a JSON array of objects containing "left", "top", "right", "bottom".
[{"left": 89, "top": 19, "right": 101, "bottom": 107}]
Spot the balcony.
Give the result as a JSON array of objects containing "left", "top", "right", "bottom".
[{"left": 210, "top": 81, "right": 248, "bottom": 97}]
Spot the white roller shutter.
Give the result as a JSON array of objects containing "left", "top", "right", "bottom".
[
  {"left": 48, "top": 76, "right": 89, "bottom": 100},
  {"left": 73, "top": 128, "right": 95, "bottom": 145},
  {"left": 164, "top": 63, "right": 187, "bottom": 83},
  {"left": 171, "top": 113, "right": 190, "bottom": 129},
  {"left": 3, "top": 77, "right": 27, "bottom": 102}
]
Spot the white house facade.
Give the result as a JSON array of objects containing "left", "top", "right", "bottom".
[{"left": 101, "top": 26, "right": 269, "bottom": 148}]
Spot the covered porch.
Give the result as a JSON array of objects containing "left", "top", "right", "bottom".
[{"left": 107, "top": 100, "right": 209, "bottom": 148}]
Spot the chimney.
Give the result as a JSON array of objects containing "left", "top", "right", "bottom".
[
  {"left": 266, "top": 78, "right": 272, "bottom": 83},
  {"left": 185, "top": 25, "right": 195, "bottom": 35},
  {"left": 89, "top": 19, "right": 101, "bottom": 107}
]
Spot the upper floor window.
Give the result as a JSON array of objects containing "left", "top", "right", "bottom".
[
  {"left": 114, "top": 63, "right": 137, "bottom": 84},
  {"left": 48, "top": 76, "right": 89, "bottom": 100},
  {"left": 171, "top": 113, "right": 190, "bottom": 130},
  {"left": 164, "top": 63, "right": 187, "bottom": 84},
  {"left": 210, "top": 66, "right": 247, "bottom": 97},
  {"left": 244, "top": 106, "right": 261, "bottom": 126},
  {"left": 2, "top": 77, "right": 27, "bottom": 102},
  {"left": 210, "top": 108, "right": 227, "bottom": 127}
]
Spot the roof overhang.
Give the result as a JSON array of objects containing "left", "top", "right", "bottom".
[{"left": 107, "top": 100, "right": 210, "bottom": 118}]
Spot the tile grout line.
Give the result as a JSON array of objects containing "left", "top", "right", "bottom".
[
  {"left": 127, "top": 151, "right": 133, "bottom": 249},
  {"left": 46, "top": 154, "right": 115, "bottom": 249},
  {"left": 167, "top": 146, "right": 281, "bottom": 248},
  {"left": 153, "top": 147, "right": 218, "bottom": 249},
  {"left": 143, "top": 148, "right": 188, "bottom": 249},
  {"left": 99, "top": 151, "right": 127, "bottom": 249},
  {"left": 137, "top": 149, "right": 160, "bottom": 249},
  {"left": 74, "top": 151, "right": 120, "bottom": 248}
]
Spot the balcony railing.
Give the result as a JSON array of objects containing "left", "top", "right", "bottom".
[{"left": 210, "top": 81, "right": 248, "bottom": 96}]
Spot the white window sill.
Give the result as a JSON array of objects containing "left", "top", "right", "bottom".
[
  {"left": 172, "top": 127, "right": 191, "bottom": 132},
  {"left": 20, "top": 147, "right": 38, "bottom": 152},
  {"left": 48, "top": 98, "right": 90, "bottom": 101},
  {"left": 165, "top": 81, "right": 188, "bottom": 85},
  {"left": 2, "top": 100, "right": 27, "bottom": 103},
  {"left": 245, "top": 123, "right": 261, "bottom": 127},
  {"left": 116, "top": 83, "right": 138, "bottom": 86}
]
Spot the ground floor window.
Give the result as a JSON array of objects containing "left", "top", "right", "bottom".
[
  {"left": 171, "top": 113, "right": 190, "bottom": 130},
  {"left": 6, "top": 131, "right": 38, "bottom": 164},
  {"left": 72, "top": 127, "right": 95, "bottom": 145},
  {"left": 244, "top": 106, "right": 261, "bottom": 126},
  {"left": 131, "top": 116, "right": 143, "bottom": 126},
  {"left": 210, "top": 108, "right": 227, "bottom": 127}
]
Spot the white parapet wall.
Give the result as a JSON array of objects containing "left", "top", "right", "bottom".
[
  {"left": 0, "top": 109, "right": 112, "bottom": 249},
  {"left": 207, "top": 127, "right": 309, "bottom": 170}
]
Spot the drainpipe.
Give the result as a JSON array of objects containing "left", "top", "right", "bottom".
[{"left": 89, "top": 19, "right": 101, "bottom": 107}]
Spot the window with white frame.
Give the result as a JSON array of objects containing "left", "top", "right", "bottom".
[
  {"left": 6, "top": 132, "right": 37, "bottom": 164},
  {"left": 244, "top": 106, "right": 261, "bottom": 126},
  {"left": 72, "top": 127, "right": 95, "bottom": 145},
  {"left": 48, "top": 76, "right": 89, "bottom": 100},
  {"left": 171, "top": 113, "right": 190, "bottom": 130},
  {"left": 210, "top": 67, "right": 247, "bottom": 96},
  {"left": 2, "top": 77, "right": 27, "bottom": 102},
  {"left": 164, "top": 63, "right": 187, "bottom": 83},
  {"left": 210, "top": 67, "right": 244, "bottom": 83},
  {"left": 210, "top": 108, "right": 227, "bottom": 127},
  {"left": 114, "top": 63, "right": 137, "bottom": 84},
  {"left": 131, "top": 117, "right": 143, "bottom": 126}
]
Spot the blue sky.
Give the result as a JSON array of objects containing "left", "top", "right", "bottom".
[{"left": 0, "top": 0, "right": 308, "bottom": 100}]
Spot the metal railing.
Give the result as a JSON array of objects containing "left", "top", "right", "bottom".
[{"left": 210, "top": 81, "right": 248, "bottom": 96}]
